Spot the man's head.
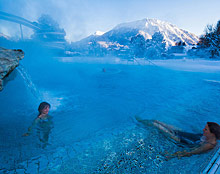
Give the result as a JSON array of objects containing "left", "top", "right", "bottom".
[{"left": 206, "top": 122, "right": 220, "bottom": 139}]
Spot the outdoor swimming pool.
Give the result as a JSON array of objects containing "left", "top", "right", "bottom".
[{"left": 1, "top": 55, "right": 220, "bottom": 173}]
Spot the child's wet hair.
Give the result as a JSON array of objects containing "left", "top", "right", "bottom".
[{"left": 38, "top": 102, "right": 51, "bottom": 115}]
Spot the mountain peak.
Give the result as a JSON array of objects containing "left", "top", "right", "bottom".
[
  {"left": 72, "top": 18, "right": 199, "bottom": 53},
  {"left": 112, "top": 18, "right": 198, "bottom": 46},
  {"left": 114, "top": 18, "right": 169, "bottom": 30},
  {"left": 0, "top": 33, "right": 10, "bottom": 40}
]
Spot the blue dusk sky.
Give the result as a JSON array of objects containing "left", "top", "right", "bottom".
[{"left": 0, "top": 0, "right": 219, "bottom": 41}]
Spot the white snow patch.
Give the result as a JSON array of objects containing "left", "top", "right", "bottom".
[
  {"left": 151, "top": 59, "right": 220, "bottom": 72},
  {"left": 204, "top": 79, "right": 220, "bottom": 84},
  {"left": 97, "top": 41, "right": 110, "bottom": 48},
  {"left": 94, "top": 31, "right": 105, "bottom": 36}
]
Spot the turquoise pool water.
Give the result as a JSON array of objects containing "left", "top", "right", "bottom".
[{"left": 1, "top": 55, "right": 220, "bottom": 173}]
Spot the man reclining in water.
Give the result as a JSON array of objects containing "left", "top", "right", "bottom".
[{"left": 135, "top": 116, "right": 220, "bottom": 159}]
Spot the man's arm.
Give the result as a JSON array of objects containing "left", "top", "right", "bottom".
[{"left": 167, "top": 143, "right": 214, "bottom": 159}]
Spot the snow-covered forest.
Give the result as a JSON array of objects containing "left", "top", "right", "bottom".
[{"left": 195, "top": 20, "right": 220, "bottom": 58}]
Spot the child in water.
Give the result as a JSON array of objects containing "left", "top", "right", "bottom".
[
  {"left": 135, "top": 116, "right": 220, "bottom": 159},
  {"left": 23, "top": 102, "right": 53, "bottom": 147}
]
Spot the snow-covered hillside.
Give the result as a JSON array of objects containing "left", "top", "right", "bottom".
[
  {"left": 0, "top": 33, "right": 10, "bottom": 40},
  {"left": 74, "top": 18, "right": 198, "bottom": 47},
  {"left": 69, "top": 18, "right": 199, "bottom": 57},
  {"left": 111, "top": 18, "right": 198, "bottom": 46}
]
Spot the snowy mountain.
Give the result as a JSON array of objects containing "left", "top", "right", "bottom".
[
  {"left": 0, "top": 33, "right": 10, "bottom": 40},
  {"left": 112, "top": 18, "right": 198, "bottom": 46},
  {"left": 74, "top": 31, "right": 105, "bottom": 46},
  {"left": 69, "top": 18, "right": 199, "bottom": 57},
  {"left": 74, "top": 18, "right": 198, "bottom": 47}
]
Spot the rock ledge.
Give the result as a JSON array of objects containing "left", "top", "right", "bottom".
[{"left": 0, "top": 47, "right": 24, "bottom": 91}]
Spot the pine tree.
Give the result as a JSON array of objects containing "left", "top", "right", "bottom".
[
  {"left": 130, "top": 32, "right": 166, "bottom": 58},
  {"left": 130, "top": 34, "right": 146, "bottom": 57},
  {"left": 145, "top": 32, "right": 166, "bottom": 58},
  {"left": 199, "top": 20, "right": 220, "bottom": 58},
  {"left": 32, "top": 14, "right": 66, "bottom": 42}
]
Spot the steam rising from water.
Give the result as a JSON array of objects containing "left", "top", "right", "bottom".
[{"left": 17, "top": 66, "right": 63, "bottom": 111}]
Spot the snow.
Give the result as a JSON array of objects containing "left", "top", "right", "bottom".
[
  {"left": 97, "top": 41, "right": 109, "bottom": 48},
  {"left": 112, "top": 18, "right": 199, "bottom": 46},
  {"left": 56, "top": 56, "right": 220, "bottom": 74},
  {"left": 0, "top": 33, "right": 10, "bottom": 40},
  {"left": 94, "top": 31, "right": 105, "bottom": 36},
  {"left": 151, "top": 58, "right": 220, "bottom": 72},
  {"left": 204, "top": 79, "right": 220, "bottom": 84},
  {"left": 75, "top": 18, "right": 198, "bottom": 48},
  {"left": 69, "top": 18, "right": 200, "bottom": 57},
  {"left": 139, "top": 30, "right": 152, "bottom": 39}
]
